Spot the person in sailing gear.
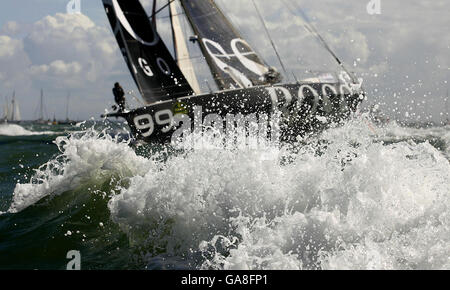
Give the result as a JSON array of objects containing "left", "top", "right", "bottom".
[{"left": 112, "top": 82, "right": 126, "bottom": 112}]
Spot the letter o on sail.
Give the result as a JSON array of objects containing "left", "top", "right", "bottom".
[
  {"left": 230, "top": 38, "right": 268, "bottom": 76},
  {"left": 157, "top": 58, "right": 171, "bottom": 75},
  {"left": 112, "top": 0, "right": 159, "bottom": 46}
]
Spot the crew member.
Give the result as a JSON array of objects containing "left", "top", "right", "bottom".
[{"left": 112, "top": 82, "right": 126, "bottom": 112}]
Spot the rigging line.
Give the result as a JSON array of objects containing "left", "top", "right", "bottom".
[
  {"left": 280, "top": 0, "right": 357, "bottom": 84},
  {"left": 151, "top": 0, "right": 157, "bottom": 28},
  {"left": 214, "top": 1, "right": 268, "bottom": 69},
  {"left": 149, "top": 0, "right": 176, "bottom": 21},
  {"left": 251, "top": 0, "right": 288, "bottom": 77},
  {"left": 168, "top": 0, "right": 177, "bottom": 61}
]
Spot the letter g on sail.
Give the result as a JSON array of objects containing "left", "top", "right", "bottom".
[
  {"left": 111, "top": 0, "right": 159, "bottom": 46},
  {"left": 138, "top": 58, "right": 154, "bottom": 76}
]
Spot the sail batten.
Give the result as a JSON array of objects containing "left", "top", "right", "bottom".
[
  {"left": 102, "top": 0, "right": 194, "bottom": 104},
  {"left": 179, "top": 0, "right": 276, "bottom": 90}
]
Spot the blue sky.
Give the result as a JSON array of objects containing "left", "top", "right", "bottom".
[{"left": 0, "top": 0, "right": 449, "bottom": 122}]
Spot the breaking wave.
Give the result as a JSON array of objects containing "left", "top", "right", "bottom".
[
  {"left": 0, "top": 123, "right": 56, "bottom": 136},
  {"left": 5, "top": 115, "right": 450, "bottom": 269}
]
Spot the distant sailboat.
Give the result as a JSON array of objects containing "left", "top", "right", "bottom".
[
  {"left": 2, "top": 91, "right": 21, "bottom": 124},
  {"left": 2, "top": 96, "right": 9, "bottom": 123},
  {"left": 52, "top": 113, "right": 58, "bottom": 125},
  {"left": 58, "top": 92, "right": 75, "bottom": 125},
  {"left": 35, "top": 89, "right": 49, "bottom": 124}
]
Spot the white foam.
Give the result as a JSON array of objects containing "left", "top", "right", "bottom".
[
  {"left": 0, "top": 123, "right": 55, "bottom": 136},
  {"left": 8, "top": 129, "right": 149, "bottom": 213},
  {"left": 108, "top": 117, "right": 450, "bottom": 270},
  {"left": 7, "top": 117, "right": 450, "bottom": 269}
]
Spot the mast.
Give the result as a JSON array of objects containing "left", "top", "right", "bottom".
[
  {"left": 3, "top": 96, "right": 9, "bottom": 121},
  {"left": 14, "top": 95, "right": 21, "bottom": 121},
  {"left": 66, "top": 92, "right": 70, "bottom": 121},
  {"left": 11, "top": 91, "right": 15, "bottom": 121},
  {"left": 169, "top": 0, "right": 201, "bottom": 94},
  {"left": 102, "top": 0, "right": 194, "bottom": 103},
  {"left": 39, "top": 89, "right": 44, "bottom": 121},
  {"left": 179, "top": 0, "right": 276, "bottom": 90}
]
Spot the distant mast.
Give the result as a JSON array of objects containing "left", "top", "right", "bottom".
[
  {"left": 2, "top": 96, "right": 9, "bottom": 121},
  {"left": 7, "top": 91, "right": 21, "bottom": 122},
  {"left": 11, "top": 91, "right": 15, "bottom": 121},
  {"left": 39, "top": 89, "right": 44, "bottom": 121},
  {"left": 66, "top": 92, "right": 70, "bottom": 121}
]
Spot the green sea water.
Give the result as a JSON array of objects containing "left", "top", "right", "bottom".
[{"left": 0, "top": 118, "right": 449, "bottom": 270}]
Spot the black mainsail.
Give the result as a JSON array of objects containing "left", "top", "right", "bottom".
[
  {"left": 180, "top": 0, "right": 279, "bottom": 90},
  {"left": 101, "top": 0, "right": 364, "bottom": 144},
  {"left": 102, "top": 0, "right": 194, "bottom": 104}
]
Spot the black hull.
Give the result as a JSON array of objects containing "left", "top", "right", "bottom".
[{"left": 104, "top": 82, "right": 363, "bottom": 144}]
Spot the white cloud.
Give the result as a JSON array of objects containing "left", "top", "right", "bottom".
[
  {"left": 0, "top": 35, "right": 22, "bottom": 58},
  {"left": 0, "top": 34, "right": 31, "bottom": 89},
  {"left": 0, "top": 21, "right": 21, "bottom": 36},
  {"left": 216, "top": 0, "right": 450, "bottom": 121},
  {"left": 30, "top": 60, "right": 82, "bottom": 76},
  {"left": 0, "top": 11, "right": 129, "bottom": 119},
  {"left": 23, "top": 13, "right": 117, "bottom": 85},
  {"left": 0, "top": 0, "right": 448, "bottom": 121}
]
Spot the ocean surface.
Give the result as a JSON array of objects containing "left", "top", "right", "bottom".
[{"left": 0, "top": 116, "right": 449, "bottom": 270}]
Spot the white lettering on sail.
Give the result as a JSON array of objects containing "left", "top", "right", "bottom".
[
  {"left": 112, "top": 0, "right": 159, "bottom": 46},
  {"left": 230, "top": 39, "right": 268, "bottom": 76},
  {"left": 138, "top": 58, "right": 154, "bottom": 77},
  {"left": 156, "top": 58, "right": 171, "bottom": 75},
  {"left": 202, "top": 38, "right": 259, "bottom": 87}
]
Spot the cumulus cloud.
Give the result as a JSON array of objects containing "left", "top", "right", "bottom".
[
  {"left": 217, "top": 0, "right": 450, "bottom": 121},
  {"left": 0, "top": 0, "right": 448, "bottom": 121},
  {"left": 0, "top": 35, "right": 22, "bottom": 58},
  {"left": 0, "top": 11, "right": 129, "bottom": 119},
  {"left": 0, "top": 34, "right": 31, "bottom": 89},
  {"left": 0, "top": 21, "right": 21, "bottom": 36},
  {"left": 23, "top": 13, "right": 117, "bottom": 85},
  {"left": 30, "top": 60, "right": 82, "bottom": 76}
]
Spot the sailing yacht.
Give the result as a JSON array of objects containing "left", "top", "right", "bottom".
[
  {"left": 58, "top": 92, "right": 75, "bottom": 125},
  {"left": 101, "top": 0, "right": 364, "bottom": 143},
  {"left": 2, "top": 97, "right": 8, "bottom": 123},
  {"left": 34, "top": 89, "right": 50, "bottom": 124},
  {"left": 2, "top": 91, "right": 21, "bottom": 124}
]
